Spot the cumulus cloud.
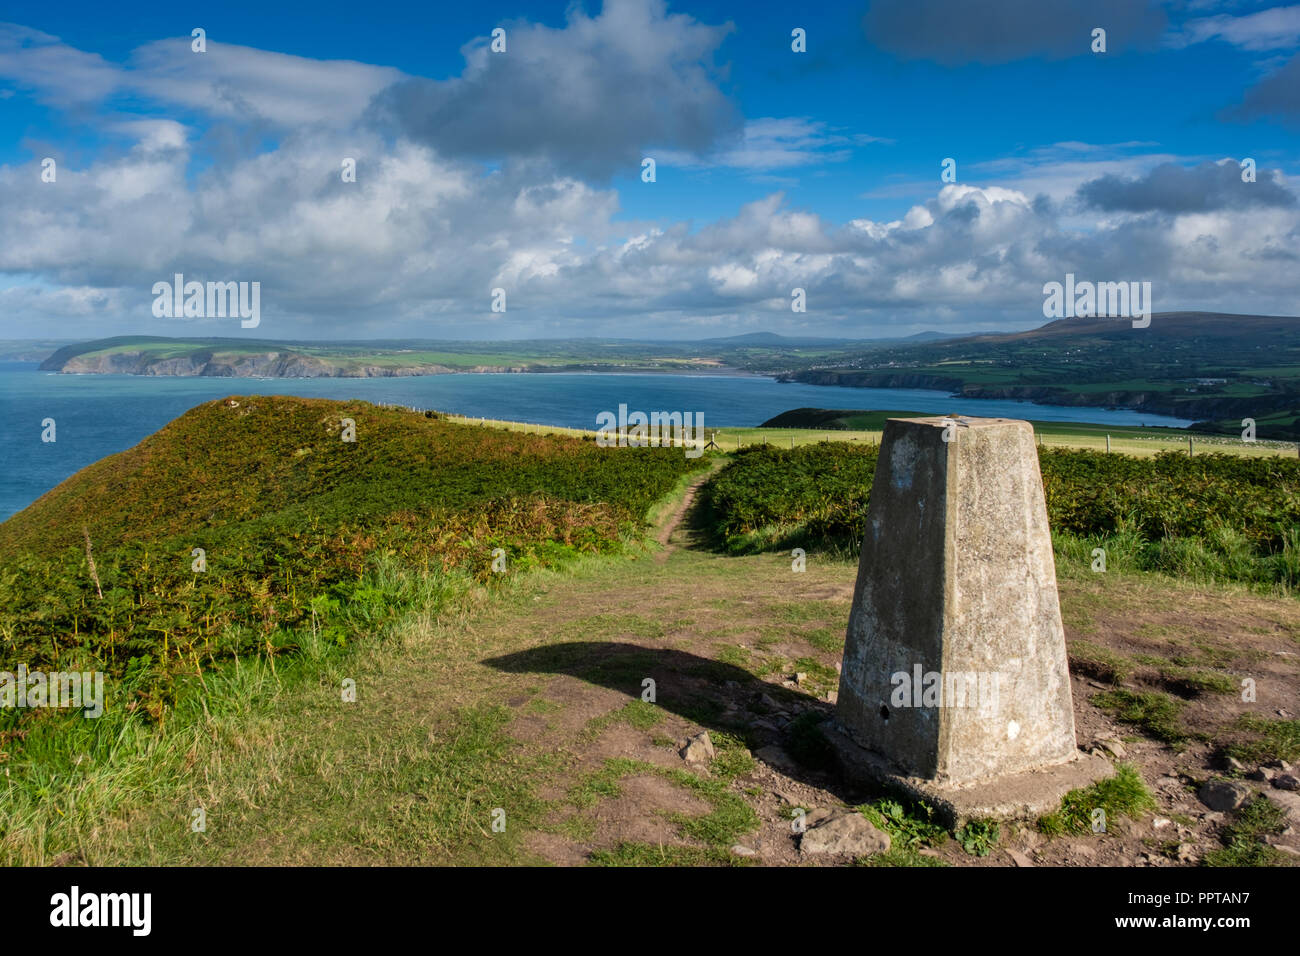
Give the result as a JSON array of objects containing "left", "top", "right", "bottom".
[
  {"left": 367, "top": 0, "right": 740, "bottom": 180},
  {"left": 860, "top": 0, "right": 1167, "bottom": 65},
  {"left": 2, "top": 4, "right": 1299, "bottom": 339},
  {"left": 1077, "top": 159, "right": 1297, "bottom": 213}
]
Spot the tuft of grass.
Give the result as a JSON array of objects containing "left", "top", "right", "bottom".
[
  {"left": 855, "top": 847, "right": 948, "bottom": 867},
  {"left": 664, "top": 769, "right": 760, "bottom": 847},
  {"left": 568, "top": 758, "right": 654, "bottom": 810},
  {"left": 1068, "top": 641, "right": 1134, "bottom": 684},
  {"left": 793, "top": 656, "right": 840, "bottom": 694},
  {"left": 588, "top": 842, "right": 748, "bottom": 867},
  {"left": 1204, "top": 797, "right": 1290, "bottom": 867},
  {"left": 609, "top": 699, "right": 664, "bottom": 731},
  {"left": 708, "top": 731, "right": 757, "bottom": 780},
  {"left": 1156, "top": 665, "right": 1236, "bottom": 697},
  {"left": 1226, "top": 716, "right": 1300, "bottom": 764},
  {"left": 804, "top": 627, "right": 845, "bottom": 653},
  {"left": 1038, "top": 763, "right": 1157, "bottom": 835},
  {"left": 1092, "top": 689, "right": 1189, "bottom": 745}
]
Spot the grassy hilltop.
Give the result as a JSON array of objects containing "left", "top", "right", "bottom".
[{"left": 0, "top": 396, "right": 706, "bottom": 688}]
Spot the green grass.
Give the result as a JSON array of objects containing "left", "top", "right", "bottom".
[
  {"left": 1068, "top": 641, "right": 1135, "bottom": 684},
  {"left": 708, "top": 731, "right": 757, "bottom": 780},
  {"left": 1204, "top": 797, "right": 1290, "bottom": 867},
  {"left": 605, "top": 700, "right": 665, "bottom": 731},
  {"left": 1038, "top": 764, "right": 1157, "bottom": 836},
  {"left": 588, "top": 842, "right": 748, "bottom": 866},
  {"left": 665, "top": 768, "right": 760, "bottom": 847},
  {"left": 1225, "top": 716, "right": 1300, "bottom": 764},
  {"left": 1091, "top": 690, "right": 1189, "bottom": 746}
]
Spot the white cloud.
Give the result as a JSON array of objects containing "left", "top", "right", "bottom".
[{"left": 1168, "top": 4, "right": 1300, "bottom": 50}]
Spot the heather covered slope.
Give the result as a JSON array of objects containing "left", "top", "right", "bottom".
[{"left": 0, "top": 396, "right": 707, "bottom": 681}]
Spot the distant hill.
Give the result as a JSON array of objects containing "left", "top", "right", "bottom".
[
  {"left": 962, "top": 312, "right": 1298, "bottom": 344},
  {"left": 778, "top": 312, "right": 1300, "bottom": 437}
]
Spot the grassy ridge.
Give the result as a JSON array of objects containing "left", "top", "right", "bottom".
[
  {"left": 701, "top": 443, "right": 1300, "bottom": 592},
  {"left": 0, "top": 396, "right": 708, "bottom": 702}
]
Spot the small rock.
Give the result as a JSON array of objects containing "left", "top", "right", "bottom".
[
  {"left": 1248, "top": 768, "right": 1274, "bottom": 782},
  {"left": 794, "top": 672, "right": 808, "bottom": 686},
  {"left": 1269, "top": 789, "right": 1300, "bottom": 824},
  {"left": 1198, "top": 779, "right": 1254, "bottom": 812},
  {"left": 730, "top": 844, "right": 758, "bottom": 858},
  {"left": 680, "top": 732, "right": 715, "bottom": 766},
  {"left": 1176, "top": 844, "right": 1197, "bottom": 864},
  {"left": 1271, "top": 844, "right": 1300, "bottom": 857},
  {"left": 1152, "top": 817, "right": 1172, "bottom": 830},
  {"left": 917, "top": 848, "right": 942, "bottom": 858},
  {"left": 1277, "top": 709, "right": 1294, "bottom": 719},
  {"left": 1272, "top": 773, "right": 1300, "bottom": 792},
  {"left": 803, "top": 807, "right": 836, "bottom": 828},
  {"left": 1004, "top": 849, "right": 1034, "bottom": 867},
  {"left": 799, "top": 812, "right": 890, "bottom": 857},
  {"left": 755, "top": 745, "right": 799, "bottom": 773},
  {"left": 1225, "top": 756, "right": 1246, "bottom": 773},
  {"left": 825, "top": 691, "right": 838, "bottom": 704},
  {"left": 834, "top": 662, "right": 841, "bottom": 674},
  {"left": 1093, "top": 737, "right": 1127, "bottom": 759},
  {"left": 1266, "top": 759, "right": 1293, "bottom": 772}
]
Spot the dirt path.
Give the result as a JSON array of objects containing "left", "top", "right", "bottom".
[{"left": 653, "top": 467, "right": 716, "bottom": 560}]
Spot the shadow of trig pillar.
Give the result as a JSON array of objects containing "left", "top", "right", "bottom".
[{"left": 827, "top": 416, "right": 1111, "bottom": 824}]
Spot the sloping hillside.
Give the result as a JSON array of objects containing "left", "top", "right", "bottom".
[{"left": 0, "top": 396, "right": 707, "bottom": 682}]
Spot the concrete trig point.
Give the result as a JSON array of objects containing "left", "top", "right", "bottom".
[{"left": 826, "top": 415, "right": 1111, "bottom": 825}]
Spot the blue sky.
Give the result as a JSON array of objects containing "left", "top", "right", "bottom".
[{"left": 1, "top": 0, "right": 1298, "bottom": 340}]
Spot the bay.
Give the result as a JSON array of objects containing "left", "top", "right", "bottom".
[{"left": 0, "top": 362, "right": 1192, "bottom": 522}]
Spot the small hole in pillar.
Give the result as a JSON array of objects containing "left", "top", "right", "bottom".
[{"left": 879, "top": 705, "right": 890, "bottom": 720}]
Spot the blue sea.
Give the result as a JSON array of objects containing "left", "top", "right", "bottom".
[{"left": 0, "top": 361, "right": 1192, "bottom": 522}]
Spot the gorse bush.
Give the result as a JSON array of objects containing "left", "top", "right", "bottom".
[
  {"left": 0, "top": 396, "right": 708, "bottom": 698},
  {"left": 703, "top": 442, "right": 1300, "bottom": 591}
]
